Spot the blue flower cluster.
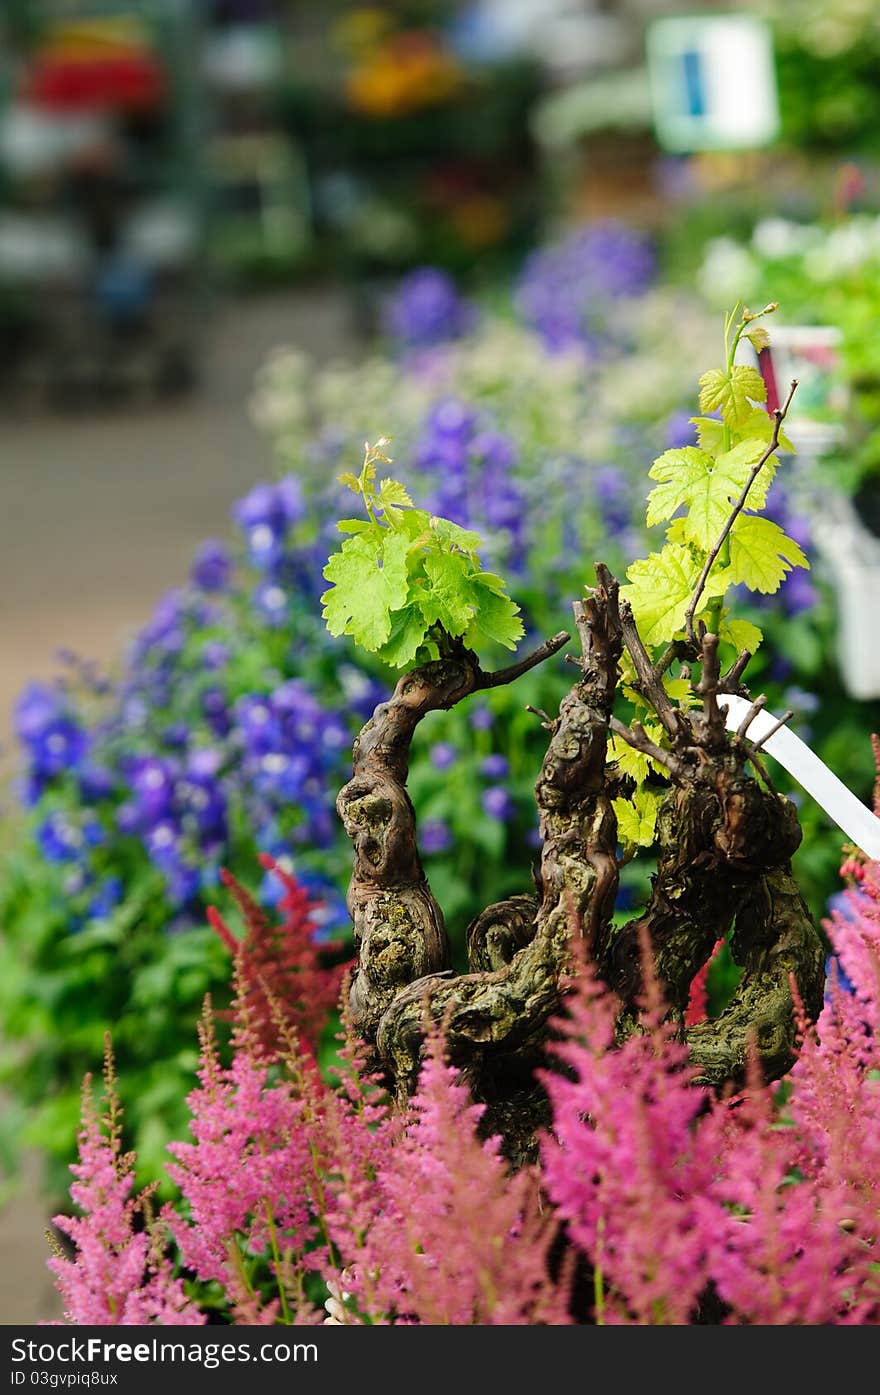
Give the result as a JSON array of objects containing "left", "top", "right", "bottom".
[
  {"left": 412, "top": 398, "right": 527, "bottom": 571},
  {"left": 762, "top": 484, "right": 819, "bottom": 617},
  {"left": 231, "top": 477, "right": 308, "bottom": 625},
  {"left": 515, "top": 222, "right": 656, "bottom": 352},
  {"left": 12, "top": 471, "right": 370, "bottom": 931},
  {"left": 14, "top": 682, "right": 89, "bottom": 804},
  {"left": 382, "top": 266, "right": 476, "bottom": 349}
]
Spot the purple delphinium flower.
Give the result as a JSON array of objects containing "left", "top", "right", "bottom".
[
  {"left": 755, "top": 485, "right": 818, "bottom": 617},
  {"left": 592, "top": 465, "right": 632, "bottom": 538},
  {"left": 664, "top": 411, "right": 697, "bottom": 450},
  {"left": 782, "top": 570, "right": 819, "bottom": 615},
  {"left": 421, "top": 819, "right": 453, "bottom": 855},
  {"left": 383, "top": 267, "right": 475, "bottom": 349},
  {"left": 430, "top": 742, "right": 458, "bottom": 771},
  {"left": 200, "top": 687, "right": 231, "bottom": 738},
  {"left": 88, "top": 875, "right": 123, "bottom": 921},
  {"left": 234, "top": 696, "right": 280, "bottom": 756},
  {"left": 253, "top": 580, "right": 289, "bottom": 626},
  {"left": 127, "top": 756, "right": 177, "bottom": 824},
  {"left": 14, "top": 681, "right": 89, "bottom": 795},
  {"left": 516, "top": 222, "right": 656, "bottom": 352},
  {"left": 233, "top": 478, "right": 305, "bottom": 572},
  {"left": 38, "top": 812, "right": 86, "bottom": 863},
  {"left": 14, "top": 682, "right": 65, "bottom": 744},
  {"left": 131, "top": 591, "right": 187, "bottom": 663},
  {"left": 190, "top": 540, "right": 232, "bottom": 593},
  {"left": 200, "top": 641, "right": 229, "bottom": 671},
  {"left": 482, "top": 786, "right": 514, "bottom": 821},
  {"left": 78, "top": 764, "right": 115, "bottom": 803},
  {"left": 479, "top": 753, "right": 509, "bottom": 780},
  {"left": 470, "top": 706, "right": 493, "bottom": 731},
  {"left": 413, "top": 398, "right": 526, "bottom": 569}
]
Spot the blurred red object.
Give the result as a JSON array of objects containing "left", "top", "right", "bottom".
[{"left": 22, "top": 53, "right": 166, "bottom": 113}]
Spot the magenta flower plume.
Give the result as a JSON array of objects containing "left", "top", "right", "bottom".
[
  {"left": 165, "top": 1006, "right": 320, "bottom": 1313},
  {"left": 331, "top": 1030, "right": 566, "bottom": 1326},
  {"left": 50, "top": 1044, "right": 202, "bottom": 1326},
  {"left": 207, "top": 861, "right": 349, "bottom": 1059},
  {"left": 705, "top": 1049, "right": 860, "bottom": 1325},
  {"left": 540, "top": 945, "right": 718, "bottom": 1324}
]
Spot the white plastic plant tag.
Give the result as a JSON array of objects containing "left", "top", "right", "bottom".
[{"left": 719, "top": 694, "right": 880, "bottom": 861}]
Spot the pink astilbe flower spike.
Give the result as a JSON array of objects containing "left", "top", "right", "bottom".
[
  {"left": 165, "top": 999, "right": 319, "bottom": 1303},
  {"left": 332, "top": 1028, "right": 566, "bottom": 1326},
  {"left": 704, "top": 1047, "right": 858, "bottom": 1325},
  {"left": 207, "top": 862, "right": 349, "bottom": 1059},
  {"left": 50, "top": 1041, "right": 202, "bottom": 1326},
  {"left": 540, "top": 935, "right": 720, "bottom": 1324},
  {"left": 684, "top": 938, "right": 725, "bottom": 1027}
]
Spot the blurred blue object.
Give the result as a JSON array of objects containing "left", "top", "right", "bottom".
[{"left": 93, "top": 255, "right": 153, "bottom": 322}]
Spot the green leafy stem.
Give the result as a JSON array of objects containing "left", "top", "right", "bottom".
[{"left": 322, "top": 438, "right": 524, "bottom": 669}]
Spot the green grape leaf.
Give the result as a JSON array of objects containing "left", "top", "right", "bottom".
[
  {"left": 714, "top": 438, "right": 777, "bottom": 509},
  {"left": 396, "top": 507, "right": 433, "bottom": 541},
  {"left": 338, "top": 471, "right": 361, "bottom": 493},
  {"left": 429, "top": 517, "right": 484, "bottom": 555},
  {"left": 646, "top": 447, "right": 716, "bottom": 528},
  {"left": 321, "top": 530, "right": 411, "bottom": 649},
  {"left": 336, "top": 518, "right": 374, "bottom": 534},
  {"left": 462, "top": 574, "right": 524, "bottom": 651},
  {"left": 613, "top": 789, "right": 662, "bottom": 849},
  {"left": 662, "top": 675, "right": 701, "bottom": 708},
  {"left": 379, "top": 478, "right": 412, "bottom": 509},
  {"left": 720, "top": 614, "right": 764, "bottom": 654},
  {"left": 647, "top": 442, "right": 777, "bottom": 549},
  {"left": 737, "top": 405, "right": 795, "bottom": 455},
  {"left": 608, "top": 725, "right": 668, "bottom": 783},
  {"left": 692, "top": 405, "right": 792, "bottom": 457},
  {"left": 417, "top": 551, "right": 480, "bottom": 634},
  {"left": 376, "top": 604, "right": 432, "bottom": 669},
  {"left": 727, "top": 514, "right": 810, "bottom": 594},
  {"left": 698, "top": 364, "right": 766, "bottom": 428},
  {"left": 691, "top": 415, "right": 725, "bottom": 454},
  {"left": 621, "top": 544, "right": 726, "bottom": 647},
  {"left": 744, "top": 324, "right": 771, "bottom": 353}
]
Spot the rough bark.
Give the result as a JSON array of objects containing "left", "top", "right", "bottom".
[{"left": 336, "top": 566, "right": 827, "bottom": 1160}]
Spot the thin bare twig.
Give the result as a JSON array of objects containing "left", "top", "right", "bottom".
[
  {"left": 742, "top": 745, "right": 780, "bottom": 798},
  {"left": 751, "top": 709, "right": 795, "bottom": 752},
  {"left": 736, "top": 694, "right": 768, "bottom": 739},
  {"left": 684, "top": 378, "right": 798, "bottom": 643},
  {"left": 478, "top": 631, "right": 570, "bottom": 690},
  {"left": 653, "top": 639, "right": 690, "bottom": 680},
  {"left": 617, "top": 600, "right": 681, "bottom": 739},
  {"left": 525, "top": 704, "right": 557, "bottom": 731},
  {"left": 719, "top": 648, "right": 753, "bottom": 693},
  {"left": 695, "top": 632, "right": 726, "bottom": 742}
]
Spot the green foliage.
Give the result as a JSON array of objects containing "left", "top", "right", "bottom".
[
  {"left": 612, "top": 789, "right": 662, "bottom": 850},
  {"left": 620, "top": 303, "right": 809, "bottom": 653},
  {"left": 612, "top": 304, "right": 810, "bottom": 851},
  {"left": 322, "top": 438, "right": 524, "bottom": 665}
]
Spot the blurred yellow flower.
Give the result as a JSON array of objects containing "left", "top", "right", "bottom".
[{"left": 345, "top": 31, "right": 462, "bottom": 118}]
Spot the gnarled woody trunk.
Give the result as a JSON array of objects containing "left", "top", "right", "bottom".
[{"left": 336, "top": 567, "right": 825, "bottom": 1163}]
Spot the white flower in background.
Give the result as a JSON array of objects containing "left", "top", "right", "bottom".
[
  {"left": 751, "top": 218, "right": 821, "bottom": 261},
  {"left": 803, "top": 216, "right": 880, "bottom": 281},
  {"left": 249, "top": 348, "right": 311, "bottom": 433},
  {"left": 697, "top": 238, "right": 761, "bottom": 309}
]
